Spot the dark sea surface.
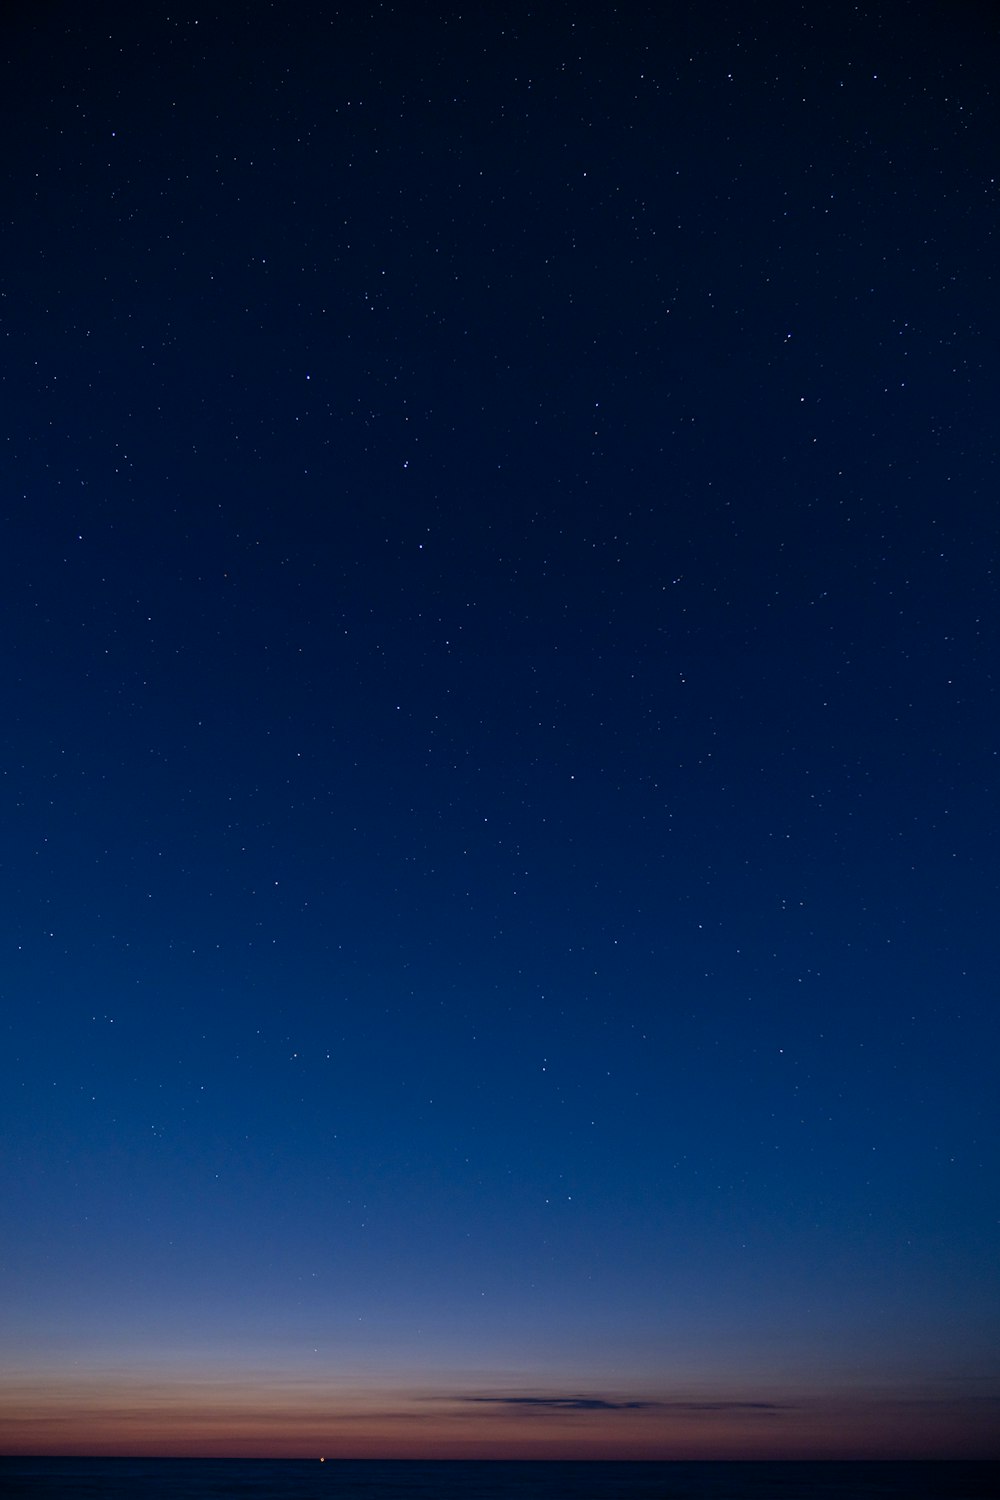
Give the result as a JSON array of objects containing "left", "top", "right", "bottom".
[{"left": 0, "top": 1461, "right": 996, "bottom": 1500}]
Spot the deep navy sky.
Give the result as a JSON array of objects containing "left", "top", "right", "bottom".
[{"left": 1, "top": 0, "right": 998, "bottom": 1460}]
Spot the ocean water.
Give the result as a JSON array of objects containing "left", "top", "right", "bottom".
[{"left": 0, "top": 1460, "right": 996, "bottom": 1500}]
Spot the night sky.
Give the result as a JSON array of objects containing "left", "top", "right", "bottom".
[{"left": 2, "top": 0, "right": 998, "bottom": 1462}]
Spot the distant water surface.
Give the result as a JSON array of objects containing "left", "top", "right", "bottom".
[{"left": 0, "top": 1459, "right": 997, "bottom": 1500}]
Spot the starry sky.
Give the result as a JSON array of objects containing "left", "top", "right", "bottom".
[{"left": 1, "top": 0, "right": 998, "bottom": 1463}]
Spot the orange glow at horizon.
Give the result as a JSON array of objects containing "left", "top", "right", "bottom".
[{"left": 1, "top": 1368, "right": 996, "bottom": 1460}]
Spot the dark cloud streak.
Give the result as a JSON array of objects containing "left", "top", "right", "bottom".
[
  {"left": 458, "top": 1396, "right": 653, "bottom": 1412},
  {"left": 447, "top": 1396, "right": 792, "bottom": 1415}
]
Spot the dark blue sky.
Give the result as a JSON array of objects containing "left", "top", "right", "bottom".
[{"left": 1, "top": 0, "right": 997, "bottom": 1459}]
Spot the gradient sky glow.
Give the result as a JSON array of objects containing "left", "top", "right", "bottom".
[
  {"left": 4, "top": 1359, "right": 1000, "bottom": 1460},
  {"left": 2, "top": 0, "right": 998, "bottom": 1461}
]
